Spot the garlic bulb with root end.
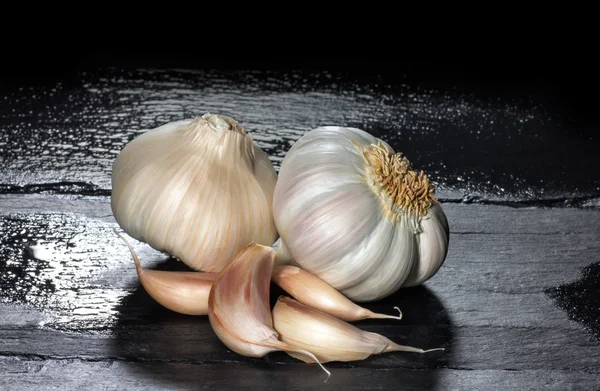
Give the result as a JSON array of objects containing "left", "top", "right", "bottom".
[
  {"left": 208, "top": 242, "right": 330, "bottom": 378},
  {"left": 272, "top": 296, "right": 444, "bottom": 364},
  {"left": 114, "top": 229, "right": 217, "bottom": 315},
  {"left": 272, "top": 266, "right": 402, "bottom": 322},
  {"left": 111, "top": 113, "right": 278, "bottom": 273},
  {"left": 273, "top": 126, "right": 450, "bottom": 302}
]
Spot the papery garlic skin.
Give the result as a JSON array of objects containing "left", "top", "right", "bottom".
[
  {"left": 111, "top": 113, "right": 278, "bottom": 273},
  {"left": 208, "top": 243, "right": 279, "bottom": 357},
  {"left": 404, "top": 202, "right": 449, "bottom": 287},
  {"left": 208, "top": 242, "right": 330, "bottom": 377},
  {"left": 273, "top": 126, "right": 449, "bottom": 302}
]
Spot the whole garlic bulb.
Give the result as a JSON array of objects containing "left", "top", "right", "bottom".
[
  {"left": 111, "top": 113, "right": 278, "bottom": 272},
  {"left": 273, "top": 126, "right": 449, "bottom": 302}
]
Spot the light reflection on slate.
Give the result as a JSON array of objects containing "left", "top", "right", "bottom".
[
  {"left": 1, "top": 67, "right": 599, "bottom": 336},
  {"left": 0, "top": 213, "right": 142, "bottom": 332},
  {"left": 2, "top": 68, "right": 597, "bottom": 202}
]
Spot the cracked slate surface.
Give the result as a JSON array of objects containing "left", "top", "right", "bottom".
[{"left": 1, "top": 66, "right": 599, "bottom": 390}]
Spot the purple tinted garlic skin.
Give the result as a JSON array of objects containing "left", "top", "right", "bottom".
[{"left": 273, "top": 126, "right": 449, "bottom": 302}]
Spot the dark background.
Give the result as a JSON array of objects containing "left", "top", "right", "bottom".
[{"left": 3, "top": 47, "right": 598, "bottom": 130}]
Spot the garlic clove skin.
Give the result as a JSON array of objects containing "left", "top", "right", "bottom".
[
  {"left": 273, "top": 125, "right": 449, "bottom": 302},
  {"left": 207, "top": 242, "right": 330, "bottom": 378},
  {"left": 272, "top": 266, "right": 402, "bottom": 322},
  {"left": 114, "top": 229, "right": 217, "bottom": 315},
  {"left": 272, "top": 296, "right": 443, "bottom": 363},
  {"left": 111, "top": 113, "right": 278, "bottom": 273},
  {"left": 404, "top": 202, "right": 450, "bottom": 287}
]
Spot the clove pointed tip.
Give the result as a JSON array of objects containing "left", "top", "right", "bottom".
[
  {"left": 422, "top": 347, "right": 445, "bottom": 353},
  {"left": 394, "top": 306, "right": 403, "bottom": 320},
  {"left": 113, "top": 227, "right": 143, "bottom": 272},
  {"left": 302, "top": 349, "right": 331, "bottom": 379},
  {"left": 276, "top": 341, "right": 331, "bottom": 379},
  {"left": 384, "top": 342, "right": 445, "bottom": 354},
  {"left": 368, "top": 306, "right": 403, "bottom": 321}
]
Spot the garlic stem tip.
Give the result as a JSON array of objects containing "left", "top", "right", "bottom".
[
  {"left": 423, "top": 347, "right": 445, "bottom": 353},
  {"left": 298, "top": 348, "right": 331, "bottom": 378},
  {"left": 278, "top": 340, "right": 331, "bottom": 379},
  {"left": 369, "top": 306, "right": 403, "bottom": 320},
  {"left": 112, "top": 227, "right": 142, "bottom": 271},
  {"left": 393, "top": 306, "right": 403, "bottom": 320}
]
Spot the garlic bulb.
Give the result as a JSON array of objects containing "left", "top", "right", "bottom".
[
  {"left": 273, "top": 126, "right": 449, "bottom": 302},
  {"left": 111, "top": 113, "right": 278, "bottom": 272}
]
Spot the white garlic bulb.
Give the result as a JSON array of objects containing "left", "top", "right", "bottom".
[
  {"left": 111, "top": 113, "right": 278, "bottom": 272},
  {"left": 273, "top": 126, "right": 449, "bottom": 302}
]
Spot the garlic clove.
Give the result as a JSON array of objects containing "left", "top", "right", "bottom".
[
  {"left": 272, "top": 295, "right": 443, "bottom": 363},
  {"left": 404, "top": 203, "right": 450, "bottom": 287},
  {"left": 272, "top": 265, "right": 402, "bottom": 322},
  {"left": 207, "top": 242, "right": 330, "bottom": 378},
  {"left": 114, "top": 228, "right": 217, "bottom": 315}
]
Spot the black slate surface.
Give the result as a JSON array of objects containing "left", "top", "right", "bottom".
[{"left": 1, "top": 57, "right": 599, "bottom": 390}]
